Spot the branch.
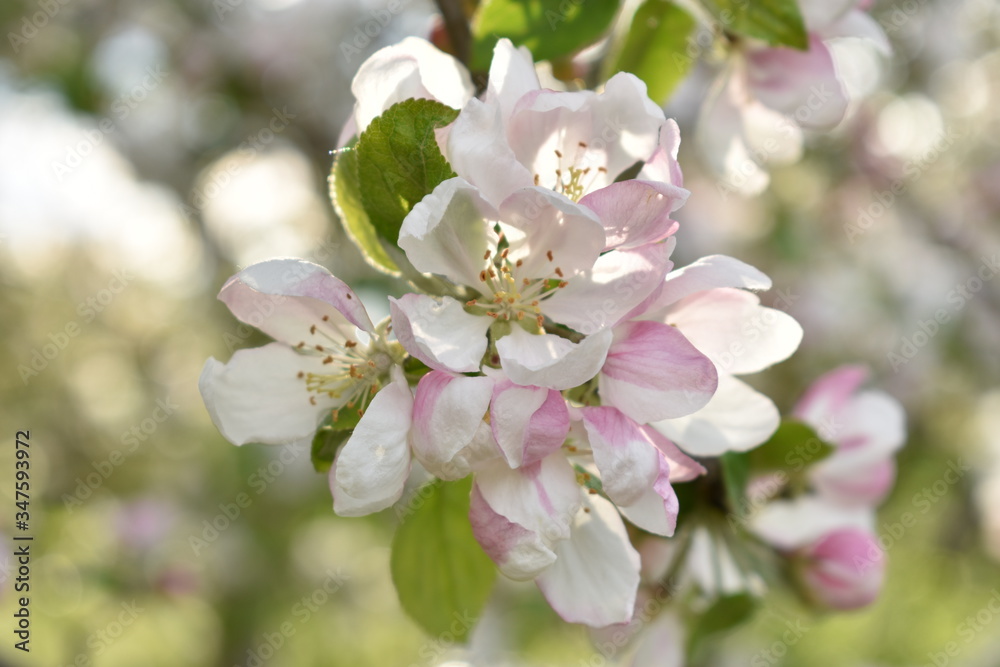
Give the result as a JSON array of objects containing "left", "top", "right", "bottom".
[{"left": 434, "top": 0, "right": 472, "bottom": 68}]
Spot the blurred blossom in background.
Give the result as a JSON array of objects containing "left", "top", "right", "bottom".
[{"left": 0, "top": 0, "right": 999, "bottom": 665}]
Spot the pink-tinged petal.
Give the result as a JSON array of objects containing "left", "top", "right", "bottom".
[
  {"left": 447, "top": 99, "right": 536, "bottom": 209},
  {"left": 389, "top": 294, "right": 490, "bottom": 373},
  {"left": 331, "top": 369, "right": 413, "bottom": 517},
  {"left": 578, "top": 181, "right": 686, "bottom": 251},
  {"left": 218, "top": 259, "right": 373, "bottom": 347},
  {"left": 665, "top": 288, "right": 803, "bottom": 375},
  {"left": 811, "top": 457, "right": 895, "bottom": 507},
  {"left": 745, "top": 36, "right": 849, "bottom": 130},
  {"left": 536, "top": 494, "right": 641, "bottom": 628},
  {"left": 398, "top": 177, "right": 500, "bottom": 288},
  {"left": 799, "top": 527, "right": 884, "bottom": 610},
  {"left": 751, "top": 497, "right": 874, "bottom": 549},
  {"left": 543, "top": 243, "right": 675, "bottom": 336},
  {"left": 793, "top": 364, "right": 869, "bottom": 426},
  {"left": 617, "top": 452, "right": 679, "bottom": 537},
  {"left": 469, "top": 482, "right": 557, "bottom": 580},
  {"left": 490, "top": 379, "right": 569, "bottom": 468},
  {"left": 823, "top": 10, "right": 891, "bottom": 55},
  {"left": 351, "top": 36, "right": 473, "bottom": 133},
  {"left": 652, "top": 374, "right": 779, "bottom": 456},
  {"left": 499, "top": 186, "right": 606, "bottom": 280},
  {"left": 630, "top": 612, "right": 685, "bottom": 667},
  {"left": 640, "top": 426, "right": 707, "bottom": 482},
  {"left": 696, "top": 69, "right": 771, "bottom": 196},
  {"left": 637, "top": 118, "right": 684, "bottom": 188},
  {"left": 485, "top": 38, "right": 541, "bottom": 125},
  {"left": 834, "top": 390, "right": 906, "bottom": 456},
  {"left": 580, "top": 406, "right": 660, "bottom": 507},
  {"left": 797, "top": 0, "right": 860, "bottom": 30},
  {"left": 473, "top": 454, "right": 582, "bottom": 579},
  {"left": 599, "top": 321, "right": 718, "bottom": 423},
  {"left": 199, "top": 343, "right": 333, "bottom": 446},
  {"left": 411, "top": 371, "right": 494, "bottom": 478},
  {"left": 655, "top": 255, "right": 773, "bottom": 311},
  {"left": 497, "top": 327, "right": 613, "bottom": 391}
]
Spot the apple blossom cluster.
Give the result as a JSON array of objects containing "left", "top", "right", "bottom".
[
  {"left": 699, "top": 0, "right": 891, "bottom": 197},
  {"left": 197, "top": 34, "right": 904, "bottom": 641}
]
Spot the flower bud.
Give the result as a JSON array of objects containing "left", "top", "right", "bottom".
[{"left": 797, "top": 528, "right": 884, "bottom": 611}]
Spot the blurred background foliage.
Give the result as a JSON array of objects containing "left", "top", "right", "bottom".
[{"left": 0, "top": 0, "right": 999, "bottom": 665}]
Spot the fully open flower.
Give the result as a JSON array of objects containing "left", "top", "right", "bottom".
[
  {"left": 446, "top": 39, "right": 688, "bottom": 250},
  {"left": 699, "top": 0, "right": 891, "bottom": 196},
  {"left": 468, "top": 402, "right": 704, "bottom": 627},
  {"left": 794, "top": 365, "right": 906, "bottom": 506},
  {"left": 390, "top": 177, "right": 674, "bottom": 390},
  {"left": 199, "top": 259, "right": 404, "bottom": 447},
  {"left": 637, "top": 255, "right": 803, "bottom": 455}
]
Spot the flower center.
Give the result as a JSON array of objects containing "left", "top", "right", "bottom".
[
  {"left": 467, "top": 242, "right": 568, "bottom": 330},
  {"left": 533, "top": 142, "right": 608, "bottom": 202},
  {"left": 293, "top": 318, "right": 400, "bottom": 416}
]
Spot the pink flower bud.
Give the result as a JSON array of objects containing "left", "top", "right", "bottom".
[{"left": 798, "top": 528, "right": 884, "bottom": 610}]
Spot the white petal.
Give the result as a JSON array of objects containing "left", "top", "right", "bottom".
[
  {"left": 630, "top": 612, "right": 685, "bottom": 667},
  {"left": 351, "top": 36, "right": 473, "bottom": 134},
  {"left": 199, "top": 343, "right": 331, "bottom": 446},
  {"left": 652, "top": 255, "right": 772, "bottom": 312},
  {"left": 499, "top": 186, "right": 606, "bottom": 279},
  {"left": 218, "top": 259, "right": 373, "bottom": 347},
  {"left": 497, "top": 327, "right": 612, "bottom": 391},
  {"left": 543, "top": 244, "right": 674, "bottom": 336},
  {"left": 751, "top": 497, "right": 874, "bottom": 549},
  {"left": 665, "top": 288, "right": 803, "bottom": 375},
  {"left": 797, "top": 0, "right": 859, "bottom": 30},
  {"left": 398, "top": 177, "right": 500, "bottom": 288},
  {"left": 580, "top": 407, "right": 661, "bottom": 507},
  {"left": 389, "top": 294, "right": 491, "bottom": 373},
  {"left": 637, "top": 118, "right": 685, "bottom": 188},
  {"left": 485, "top": 38, "right": 541, "bottom": 125},
  {"left": 824, "top": 10, "right": 892, "bottom": 55},
  {"left": 536, "top": 494, "right": 641, "bottom": 628},
  {"left": 653, "top": 375, "right": 780, "bottom": 456},
  {"left": 446, "top": 98, "right": 536, "bottom": 209},
  {"left": 836, "top": 390, "right": 906, "bottom": 456},
  {"left": 410, "top": 371, "right": 494, "bottom": 478},
  {"left": 332, "top": 371, "right": 414, "bottom": 517}
]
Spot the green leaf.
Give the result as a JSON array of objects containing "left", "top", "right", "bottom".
[
  {"left": 687, "top": 593, "right": 758, "bottom": 653},
  {"left": 471, "top": 0, "right": 621, "bottom": 71},
  {"left": 608, "top": 0, "right": 697, "bottom": 103},
  {"left": 700, "top": 0, "right": 808, "bottom": 50},
  {"left": 355, "top": 99, "right": 459, "bottom": 248},
  {"left": 309, "top": 408, "right": 363, "bottom": 473},
  {"left": 329, "top": 144, "right": 399, "bottom": 275},
  {"left": 391, "top": 478, "right": 496, "bottom": 640},
  {"left": 747, "top": 419, "right": 834, "bottom": 473},
  {"left": 720, "top": 451, "right": 749, "bottom": 516}
]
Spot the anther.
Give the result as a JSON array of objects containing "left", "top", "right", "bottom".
[
  {"left": 546, "top": 250, "right": 554, "bottom": 262},
  {"left": 315, "top": 345, "right": 325, "bottom": 351},
  {"left": 345, "top": 340, "right": 357, "bottom": 348},
  {"left": 323, "top": 356, "right": 334, "bottom": 364},
  {"left": 554, "top": 267, "right": 564, "bottom": 277}
]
